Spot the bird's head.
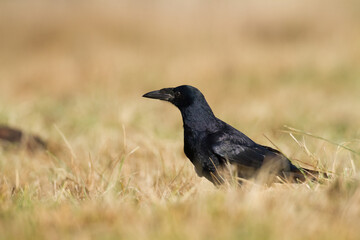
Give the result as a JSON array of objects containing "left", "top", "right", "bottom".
[{"left": 143, "top": 85, "right": 204, "bottom": 108}]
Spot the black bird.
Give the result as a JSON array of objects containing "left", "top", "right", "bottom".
[{"left": 143, "top": 85, "right": 321, "bottom": 185}]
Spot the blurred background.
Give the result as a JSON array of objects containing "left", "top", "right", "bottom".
[
  {"left": 1, "top": 1, "right": 360, "bottom": 239},
  {"left": 1, "top": 0, "right": 360, "bottom": 167},
  {"left": 1, "top": 0, "right": 359, "bottom": 158}
]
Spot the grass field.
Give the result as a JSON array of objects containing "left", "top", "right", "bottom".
[{"left": 1, "top": 1, "right": 360, "bottom": 239}]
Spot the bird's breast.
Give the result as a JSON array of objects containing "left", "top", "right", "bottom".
[{"left": 183, "top": 129, "right": 203, "bottom": 161}]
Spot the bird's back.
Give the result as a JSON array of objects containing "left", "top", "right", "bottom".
[{"left": 205, "top": 119, "right": 303, "bottom": 183}]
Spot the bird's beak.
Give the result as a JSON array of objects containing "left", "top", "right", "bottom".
[{"left": 142, "top": 88, "right": 175, "bottom": 101}]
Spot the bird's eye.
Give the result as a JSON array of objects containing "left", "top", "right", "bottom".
[{"left": 175, "top": 92, "right": 181, "bottom": 98}]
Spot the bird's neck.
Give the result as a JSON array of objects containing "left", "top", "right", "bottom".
[{"left": 179, "top": 102, "right": 219, "bottom": 131}]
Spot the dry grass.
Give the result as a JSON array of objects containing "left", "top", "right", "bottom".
[{"left": 0, "top": 1, "right": 360, "bottom": 239}]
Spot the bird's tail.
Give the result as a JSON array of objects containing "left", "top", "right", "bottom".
[{"left": 287, "top": 165, "right": 328, "bottom": 183}]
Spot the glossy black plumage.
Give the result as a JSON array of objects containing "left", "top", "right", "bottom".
[{"left": 143, "top": 85, "right": 318, "bottom": 185}]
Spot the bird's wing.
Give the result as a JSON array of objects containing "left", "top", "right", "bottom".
[{"left": 209, "top": 131, "right": 278, "bottom": 169}]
